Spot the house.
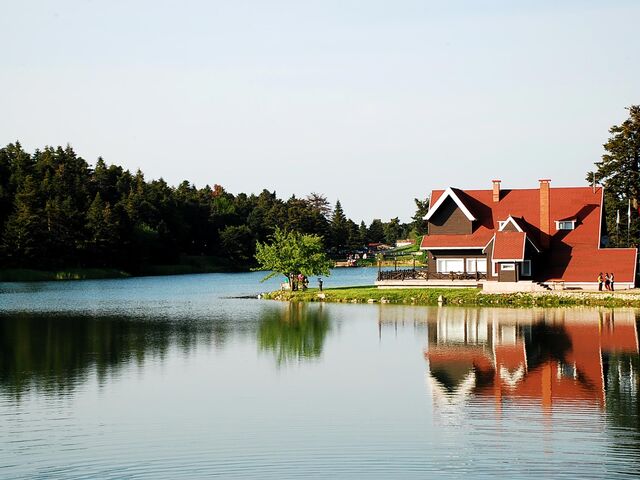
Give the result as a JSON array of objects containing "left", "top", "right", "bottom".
[{"left": 417, "top": 179, "right": 637, "bottom": 290}]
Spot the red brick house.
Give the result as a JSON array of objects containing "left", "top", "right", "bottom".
[{"left": 419, "top": 180, "right": 637, "bottom": 290}]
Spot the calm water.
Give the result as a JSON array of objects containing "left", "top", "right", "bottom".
[{"left": 1, "top": 269, "right": 639, "bottom": 479}]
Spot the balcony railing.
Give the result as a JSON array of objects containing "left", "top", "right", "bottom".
[{"left": 377, "top": 269, "right": 486, "bottom": 281}]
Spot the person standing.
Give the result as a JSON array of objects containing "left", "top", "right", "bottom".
[
  {"left": 318, "top": 278, "right": 323, "bottom": 292},
  {"left": 604, "top": 273, "right": 611, "bottom": 291},
  {"left": 610, "top": 272, "right": 615, "bottom": 291},
  {"left": 597, "top": 272, "right": 603, "bottom": 291}
]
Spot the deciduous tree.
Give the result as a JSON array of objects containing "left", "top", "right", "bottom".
[{"left": 254, "top": 228, "right": 332, "bottom": 288}]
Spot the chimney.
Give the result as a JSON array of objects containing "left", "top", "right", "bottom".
[
  {"left": 492, "top": 180, "right": 501, "bottom": 203},
  {"left": 539, "top": 179, "right": 551, "bottom": 249}
]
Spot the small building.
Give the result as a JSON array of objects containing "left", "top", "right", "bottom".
[
  {"left": 395, "top": 239, "right": 416, "bottom": 248},
  {"left": 410, "top": 179, "right": 636, "bottom": 290},
  {"left": 367, "top": 242, "right": 393, "bottom": 252}
]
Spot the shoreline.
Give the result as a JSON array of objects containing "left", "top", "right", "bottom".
[
  {"left": 262, "top": 286, "right": 640, "bottom": 308},
  {"left": 0, "top": 265, "right": 250, "bottom": 282}
]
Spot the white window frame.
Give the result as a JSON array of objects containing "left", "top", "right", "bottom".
[
  {"left": 466, "top": 258, "right": 487, "bottom": 273},
  {"left": 436, "top": 258, "right": 465, "bottom": 273},
  {"left": 556, "top": 220, "right": 575, "bottom": 230},
  {"left": 500, "top": 263, "right": 515, "bottom": 271},
  {"left": 521, "top": 260, "right": 531, "bottom": 276}
]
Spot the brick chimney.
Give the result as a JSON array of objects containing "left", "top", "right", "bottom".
[
  {"left": 539, "top": 179, "right": 551, "bottom": 249},
  {"left": 492, "top": 180, "right": 501, "bottom": 203}
]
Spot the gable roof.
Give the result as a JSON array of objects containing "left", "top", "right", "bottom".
[
  {"left": 425, "top": 187, "right": 476, "bottom": 222},
  {"left": 498, "top": 215, "right": 524, "bottom": 232},
  {"left": 492, "top": 231, "right": 526, "bottom": 261}
]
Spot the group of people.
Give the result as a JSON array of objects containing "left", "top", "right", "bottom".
[
  {"left": 289, "top": 273, "right": 309, "bottom": 291},
  {"left": 345, "top": 253, "right": 366, "bottom": 267},
  {"left": 597, "top": 272, "right": 615, "bottom": 291}
]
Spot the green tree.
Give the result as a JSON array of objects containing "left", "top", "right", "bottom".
[
  {"left": 346, "top": 219, "right": 361, "bottom": 251},
  {"left": 2, "top": 176, "right": 43, "bottom": 265},
  {"left": 43, "top": 196, "right": 79, "bottom": 266},
  {"left": 358, "top": 221, "right": 369, "bottom": 245},
  {"left": 330, "top": 200, "right": 349, "bottom": 251},
  {"left": 384, "top": 217, "right": 402, "bottom": 245},
  {"left": 305, "top": 192, "right": 332, "bottom": 219},
  {"left": 412, "top": 197, "right": 430, "bottom": 235},
  {"left": 86, "top": 193, "right": 120, "bottom": 264},
  {"left": 588, "top": 106, "right": 640, "bottom": 246},
  {"left": 220, "top": 224, "right": 255, "bottom": 264},
  {"left": 254, "top": 227, "right": 332, "bottom": 288},
  {"left": 368, "top": 219, "right": 385, "bottom": 243}
]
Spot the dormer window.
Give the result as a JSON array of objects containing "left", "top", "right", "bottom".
[
  {"left": 498, "top": 216, "right": 524, "bottom": 232},
  {"left": 556, "top": 220, "right": 575, "bottom": 230}
]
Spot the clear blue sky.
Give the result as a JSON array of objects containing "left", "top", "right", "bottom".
[{"left": 1, "top": 1, "right": 638, "bottom": 223}]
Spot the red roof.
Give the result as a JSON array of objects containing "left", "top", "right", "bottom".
[
  {"left": 492, "top": 231, "right": 526, "bottom": 260},
  {"left": 421, "top": 185, "right": 637, "bottom": 282},
  {"left": 421, "top": 231, "right": 493, "bottom": 249}
]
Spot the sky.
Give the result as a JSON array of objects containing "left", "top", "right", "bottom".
[{"left": 1, "top": 0, "right": 638, "bottom": 223}]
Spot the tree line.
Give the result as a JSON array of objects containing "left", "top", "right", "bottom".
[{"left": 0, "top": 143, "right": 427, "bottom": 272}]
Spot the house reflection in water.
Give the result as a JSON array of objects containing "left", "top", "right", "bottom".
[{"left": 422, "top": 308, "right": 639, "bottom": 410}]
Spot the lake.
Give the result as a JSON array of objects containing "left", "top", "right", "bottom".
[{"left": 1, "top": 269, "right": 639, "bottom": 479}]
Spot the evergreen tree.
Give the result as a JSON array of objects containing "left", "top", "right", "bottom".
[
  {"left": 220, "top": 225, "right": 255, "bottom": 264},
  {"left": 305, "top": 192, "right": 332, "bottom": 219},
  {"left": 330, "top": 200, "right": 349, "bottom": 251},
  {"left": 358, "top": 221, "right": 369, "bottom": 245},
  {"left": 86, "top": 193, "right": 120, "bottom": 265},
  {"left": 588, "top": 105, "right": 640, "bottom": 246},
  {"left": 384, "top": 217, "right": 402, "bottom": 245},
  {"left": 368, "top": 219, "right": 385, "bottom": 243},
  {"left": 412, "top": 197, "right": 430, "bottom": 235},
  {"left": 2, "top": 176, "right": 43, "bottom": 265},
  {"left": 43, "top": 196, "right": 79, "bottom": 267}
]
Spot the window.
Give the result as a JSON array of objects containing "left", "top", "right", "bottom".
[
  {"left": 501, "top": 263, "right": 515, "bottom": 271},
  {"left": 466, "top": 258, "right": 487, "bottom": 273},
  {"left": 437, "top": 258, "right": 464, "bottom": 273},
  {"left": 521, "top": 260, "right": 531, "bottom": 276},
  {"left": 556, "top": 220, "right": 575, "bottom": 230},
  {"left": 557, "top": 362, "right": 577, "bottom": 380}
]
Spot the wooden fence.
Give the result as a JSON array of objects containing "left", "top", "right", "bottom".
[{"left": 377, "top": 269, "right": 487, "bottom": 281}]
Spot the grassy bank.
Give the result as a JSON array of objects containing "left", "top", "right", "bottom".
[{"left": 263, "top": 286, "right": 640, "bottom": 308}]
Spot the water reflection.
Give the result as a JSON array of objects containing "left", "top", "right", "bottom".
[
  {"left": 1, "top": 302, "right": 640, "bottom": 478},
  {"left": 383, "top": 307, "right": 640, "bottom": 430},
  {"left": 0, "top": 303, "right": 334, "bottom": 398},
  {"left": 257, "top": 303, "right": 330, "bottom": 366},
  {"left": 0, "top": 313, "right": 220, "bottom": 397}
]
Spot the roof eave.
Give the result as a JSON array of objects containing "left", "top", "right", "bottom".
[{"left": 424, "top": 187, "right": 477, "bottom": 222}]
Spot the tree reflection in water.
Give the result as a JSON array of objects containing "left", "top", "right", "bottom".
[
  {"left": 257, "top": 303, "right": 330, "bottom": 366},
  {"left": 0, "top": 303, "right": 331, "bottom": 398},
  {"left": 0, "top": 312, "right": 233, "bottom": 398}
]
